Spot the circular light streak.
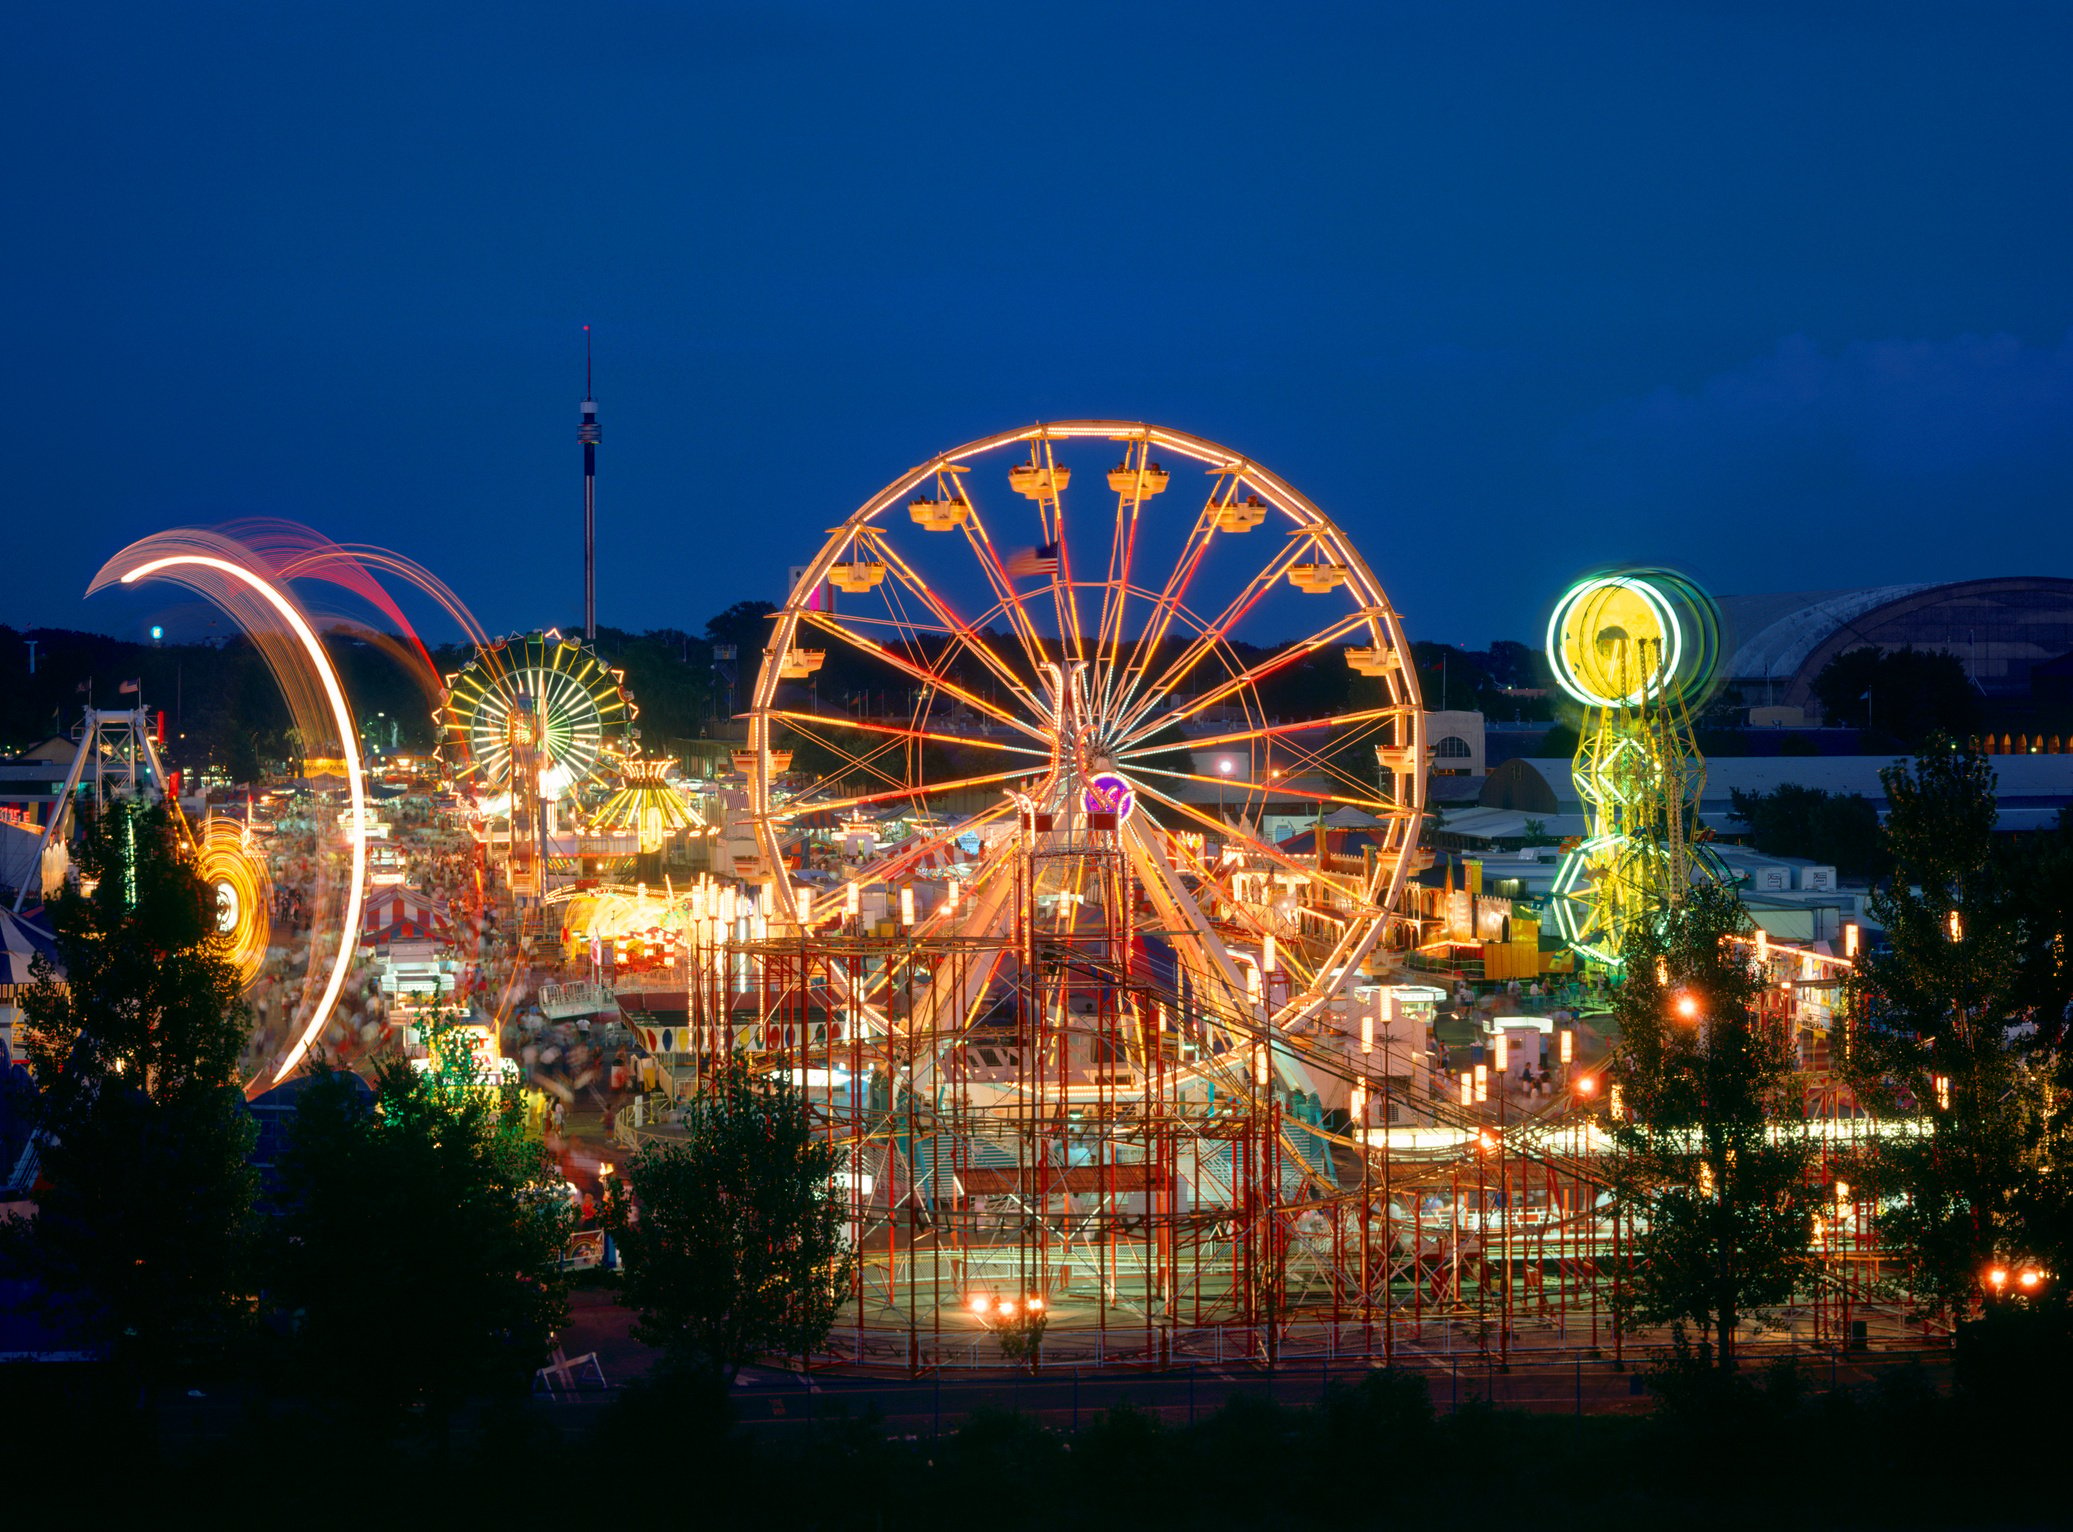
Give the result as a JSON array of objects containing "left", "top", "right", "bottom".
[
  {"left": 193, "top": 818, "right": 271, "bottom": 985},
  {"left": 117, "top": 552, "right": 367, "bottom": 1083},
  {"left": 1546, "top": 575, "right": 1684, "bottom": 708}
]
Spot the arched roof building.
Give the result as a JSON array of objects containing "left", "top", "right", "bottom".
[{"left": 1717, "top": 577, "right": 2073, "bottom": 711}]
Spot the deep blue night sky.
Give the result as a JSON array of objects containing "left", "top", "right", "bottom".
[{"left": 7, "top": 2, "right": 2071, "bottom": 649}]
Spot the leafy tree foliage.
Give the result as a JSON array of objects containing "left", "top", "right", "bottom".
[
  {"left": 705, "top": 599, "right": 779, "bottom": 654},
  {"left": 1, "top": 802, "right": 256, "bottom": 1380},
  {"left": 1845, "top": 744, "right": 2071, "bottom": 1313},
  {"left": 1812, "top": 645, "right": 1982, "bottom": 747},
  {"left": 1411, "top": 641, "right": 1553, "bottom": 721},
  {"left": 1608, "top": 884, "right": 1817, "bottom": 1371},
  {"left": 267, "top": 1020, "right": 571, "bottom": 1415},
  {"left": 1728, "top": 783, "right": 1884, "bottom": 878},
  {"left": 609, "top": 1061, "right": 854, "bottom": 1381}
]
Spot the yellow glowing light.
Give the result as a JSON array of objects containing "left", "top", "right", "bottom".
[
  {"left": 1674, "top": 993, "right": 1700, "bottom": 1020},
  {"left": 121, "top": 553, "right": 366, "bottom": 1083},
  {"left": 1547, "top": 575, "right": 1683, "bottom": 707},
  {"left": 194, "top": 818, "right": 272, "bottom": 985}
]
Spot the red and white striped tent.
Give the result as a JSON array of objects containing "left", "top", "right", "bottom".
[{"left": 360, "top": 887, "right": 452, "bottom": 946}]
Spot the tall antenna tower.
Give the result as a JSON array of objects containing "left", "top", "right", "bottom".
[{"left": 579, "top": 327, "right": 601, "bottom": 642}]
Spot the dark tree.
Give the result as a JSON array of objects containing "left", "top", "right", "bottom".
[
  {"left": 1609, "top": 884, "right": 1817, "bottom": 1373},
  {"left": 268, "top": 1021, "right": 571, "bottom": 1417},
  {"left": 609, "top": 1062, "right": 854, "bottom": 1383},
  {"left": 1728, "top": 784, "right": 1884, "bottom": 878},
  {"left": 1812, "top": 646, "right": 1982, "bottom": 748},
  {"left": 1845, "top": 744, "right": 2069, "bottom": 1314},
  {"left": 704, "top": 600, "right": 779, "bottom": 656},
  {"left": 1, "top": 802, "right": 256, "bottom": 1383}
]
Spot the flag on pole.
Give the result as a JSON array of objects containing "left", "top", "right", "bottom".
[
  {"left": 118, "top": 678, "right": 141, "bottom": 694},
  {"left": 1005, "top": 543, "right": 1059, "bottom": 579}
]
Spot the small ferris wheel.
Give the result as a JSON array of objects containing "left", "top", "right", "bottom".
[{"left": 438, "top": 629, "right": 636, "bottom": 799}]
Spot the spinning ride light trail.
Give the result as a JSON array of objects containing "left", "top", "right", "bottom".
[
  {"left": 1545, "top": 569, "right": 1725, "bottom": 967},
  {"left": 194, "top": 816, "right": 272, "bottom": 984},
  {"left": 90, "top": 535, "right": 369, "bottom": 1084}
]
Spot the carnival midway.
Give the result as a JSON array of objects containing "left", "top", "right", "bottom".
[{"left": 4, "top": 422, "right": 1899, "bottom": 1378}]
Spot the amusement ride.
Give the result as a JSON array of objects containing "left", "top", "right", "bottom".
[{"left": 1544, "top": 570, "right": 1726, "bottom": 967}]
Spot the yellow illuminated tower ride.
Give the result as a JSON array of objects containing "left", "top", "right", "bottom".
[{"left": 1545, "top": 570, "right": 1725, "bottom": 968}]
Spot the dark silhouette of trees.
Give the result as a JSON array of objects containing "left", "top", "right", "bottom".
[
  {"left": 1844, "top": 744, "right": 2071, "bottom": 1315},
  {"left": 1812, "top": 645, "right": 1981, "bottom": 747},
  {"left": 1728, "top": 783, "right": 1884, "bottom": 878},
  {"left": 705, "top": 600, "right": 779, "bottom": 656},
  {"left": 268, "top": 1020, "right": 571, "bottom": 1418},
  {"left": 1, "top": 802, "right": 256, "bottom": 1383},
  {"left": 609, "top": 1061, "right": 854, "bottom": 1383},
  {"left": 1608, "top": 884, "right": 1817, "bottom": 1373}
]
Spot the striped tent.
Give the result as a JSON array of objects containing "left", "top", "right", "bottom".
[
  {"left": 0, "top": 908, "right": 59, "bottom": 994},
  {"left": 360, "top": 887, "right": 452, "bottom": 946}
]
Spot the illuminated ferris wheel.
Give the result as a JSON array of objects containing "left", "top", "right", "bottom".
[
  {"left": 439, "top": 629, "right": 636, "bottom": 798},
  {"left": 746, "top": 421, "right": 1425, "bottom": 1031}
]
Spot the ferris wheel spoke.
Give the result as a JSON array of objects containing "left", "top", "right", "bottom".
[
  {"left": 766, "top": 765, "right": 1046, "bottom": 823},
  {"left": 1109, "top": 475, "right": 1247, "bottom": 719},
  {"left": 857, "top": 530, "right": 1048, "bottom": 717},
  {"left": 1120, "top": 704, "right": 1414, "bottom": 760},
  {"left": 766, "top": 709, "right": 1052, "bottom": 760},
  {"left": 1126, "top": 760, "right": 1390, "bottom": 816},
  {"left": 793, "top": 609, "right": 1050, "bottom": 746},
  {"left": 1109, "top": 535, "right": 1325, "bottom": 743},
  {"left": 1117, "top": 607, "right": 1374, "bottom": 748},
  {"left": 1126, "top": 778, "right": 1367, "bottom": 897},
  {"left": 1033, "top": 437, "right": 1088, "bottom": 667},
  {"left": 1092, "top": 441, "right": 1148, "bottom": 714},
  {"left": 776, "top": 716, "right": 928, "bottom": 795},
  {"left": 950, "top": 484, "right": 1056, "bottom": 690},
  {"left": 1122, "top": 822, "right": 1258, "bottom": 1026}
]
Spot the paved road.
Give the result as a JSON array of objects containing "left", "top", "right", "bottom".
[{"left": 540, "top": 1311, "right": 1953, "bottom": 1437}]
